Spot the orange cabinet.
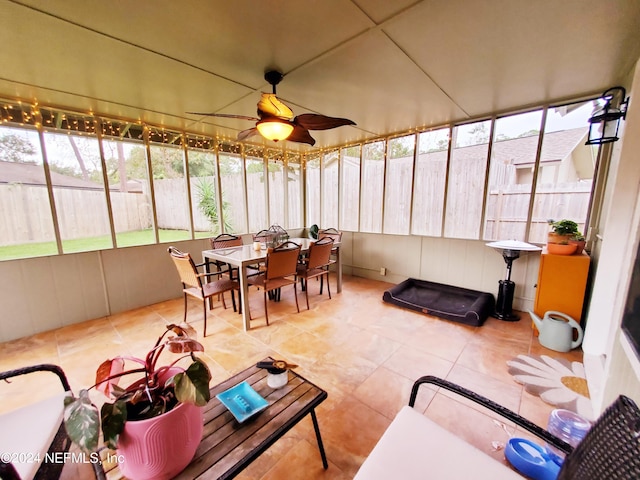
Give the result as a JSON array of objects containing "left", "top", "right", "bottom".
[{"left": 534, "top": 250, "right": 591, "bottom": 324}]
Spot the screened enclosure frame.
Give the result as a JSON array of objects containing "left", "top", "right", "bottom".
[{"left": 0, "top": 92, "right": 608, "bottom": 261}]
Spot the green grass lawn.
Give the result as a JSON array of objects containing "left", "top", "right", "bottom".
[{"left": 0, "top": 229, "right": 212, "bottom": 261}]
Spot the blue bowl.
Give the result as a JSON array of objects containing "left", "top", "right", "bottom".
[{"left": 505, "top": 438, "right": 560, "bottom": 480}]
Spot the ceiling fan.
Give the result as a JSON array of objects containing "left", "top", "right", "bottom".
[{"left": 188, "top": 70, "right": 356, "bottom": 146}]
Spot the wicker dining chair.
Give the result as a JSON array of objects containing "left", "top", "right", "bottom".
[
  {"left": 317, "top": 227, "right": 342, "bottom": 292},
  {"left": 247, "top": 241, "right": 301, "bottom": 325},
  {"left": 0, "top": 364, "right": 105, "bottom": 480},
  {"left": 210, "top": 233, "right": 243, "bottom": 250},
  {"left": 168, "top": 246, "right": 239, "bottom": 336},
  {"left": 296, "top": 237, "right": 334, "bottom": 310},
  {"left": 253, "top": 229, "right": 274, "bottom": 243},
  {"left": 318, "top": 227, "right": 342, "bottom": 243},
  {"left": 247, "top": 230, "right": 273, "bottom": 276},
  {"left": 209, "top": 233, "right": 243, "bottom": 306}
]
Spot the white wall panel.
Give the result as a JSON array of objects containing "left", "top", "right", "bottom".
[
  {"left": 0, "top": 253, "right": 110, "bottom": 342},
  {"left": 0, "top": 230, "right": 545, "bottom": 344},
  {"left": 101, "top": 240, "right": 209, "bottom": 315}
]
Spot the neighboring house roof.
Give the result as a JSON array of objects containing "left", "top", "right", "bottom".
[
  {"left": 496, "top": 127, "right": 588, "bottom": 166},
  {"left": 0, "top": 160, "right": 103, "bottom": 189},
  {"left": 423, "top": 127, "right": 588, "bottom": 166},
  {"left": 0, "top": 160, "right": 142, "bottom": 191}
]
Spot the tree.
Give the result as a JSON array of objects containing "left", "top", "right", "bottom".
[
  {"left": 468, "top": 123, "right": 489, "bottom": 145},
  {"left": 186, "top": 151, "right": 215, "bottom": 177},
  {"left": 364, "top": 141, "right": 386, "bottom": 160},
  {"left": 195, "top": 178, "right": 232, "bottom": 233},
  {"left": 0, "top": 134, "right": 37, "bottom": 163},
  {"left": 68, "top": 136, "right": 89, "bottom": 181},
  {"left": 389, "top": 136, "right": 415, "bottom": 158}
]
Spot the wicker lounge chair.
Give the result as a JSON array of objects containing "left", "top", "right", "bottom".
[
  {"left": 355, "top": 375, "right": 640, "bottom": 479},
  {"left": 0, "top": 364, "right": 105, "bottom": 480}
]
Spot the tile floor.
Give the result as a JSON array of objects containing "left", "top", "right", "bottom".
[{"left": 0, "top": 275, "right": 584, "bottom": 479}]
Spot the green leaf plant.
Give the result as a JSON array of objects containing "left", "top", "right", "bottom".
[
  {"left": 547, "top": 219, "right": 579, "bottom": 236},
  {"left": 63, "top": 324, "right": 211, "bottom": 452}
]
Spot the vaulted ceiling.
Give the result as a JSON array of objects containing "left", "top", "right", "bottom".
[{"left": 2, "top": 0, "right": 640, "bottom": 152}]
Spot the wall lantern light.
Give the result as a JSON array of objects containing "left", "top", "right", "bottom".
[
  {"left": 586, "top": 86, "right": 630, "bottom": 145},
  {"left": 256, "top": 118, "right": 294, "bottom": 142}
]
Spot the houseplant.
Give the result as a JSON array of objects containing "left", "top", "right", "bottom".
[
  {"left": 547, "top": 219, "right": 579, "bottom": 245},
  {"left": 63, "top": 324, "right": 211, "bottom": 480}
]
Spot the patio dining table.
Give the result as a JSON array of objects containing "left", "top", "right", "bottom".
[{"left": 202, "top": 237, "right": 342, "bottom": 331}]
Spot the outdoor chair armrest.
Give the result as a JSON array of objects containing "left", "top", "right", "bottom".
[
  {"left": 0, "top": 461, "right": 20, "bottom": 480},
  {"left": 197, "top": 272, "right": 232, "bottom": 285},
  {"left": 196, "top": 261, "right": 233, "bottom": 276},
  {"left": 0, "top": 364, "right": 71, "bottom": 392},
  {"left": 0, "top": 364, "right": 107, "bottom": 480},
  {"left": 410, "top": 376, "right": 573, "bottom": 455}
]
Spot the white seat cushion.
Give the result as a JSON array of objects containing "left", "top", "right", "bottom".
[
  {"left": 0, "top": 392, "right": 66, "bottom": 480},
  {"left": 354, "top": 405, "right": 523, "bottom": 479}
]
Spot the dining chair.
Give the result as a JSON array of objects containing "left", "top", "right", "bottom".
[
  {"left": 210, "top": 233, "right": 243, "bottom": 250},
  {"left": 209, "top": 233, "right": 243, "bottom": 307},
  {"left": 247, "top": 241, "right": 301, "bottom": 325},
  {"left": 296, "top": 237, "right": 334, "bottom": 310},
  {"left": 0, "top": 364, "right": 106, "bottom": 480},
  {"left": 168, "top": 246, "right": 239, "bottom": 336},
  {"left": 318, "top": 227, "right": 342, "bottom": 244},
  {"left": 317, "top": 228, "right": 342, "bottom": 292},
  {"left": 247, "top": 230, "right": 273, "bottom": 277},
  {"left": 253, "top": 229, "right": 273, "bottom": 243}
]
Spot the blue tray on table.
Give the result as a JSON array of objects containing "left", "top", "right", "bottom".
[{"left": 215, "top": 381, "right": 269, "bottom": 423}]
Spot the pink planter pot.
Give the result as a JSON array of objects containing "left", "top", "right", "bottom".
[{"left": 117, "top": 370, "right": 204, "bottom": 480}]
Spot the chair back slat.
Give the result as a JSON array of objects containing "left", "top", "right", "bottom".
[
  {"left": 211, "top": 234, "right": 242, "bottom": 249},
  {"left": 307, "top": 237, "right": 334, "bottom": 269},
  {"left": 558, "top": 395, "right": 640, "bottom": 479},
  {"left": 254, "top": 229, "right": 277, "bottom": 247},
  {"left": 168, "top": 247, "right": 202, "bottom": 289},
  {"left": 265, "top": 242, "right": 301, "bottom": 280},
  {"left": 318, "top": 228, "right": 342, "bottom": 243}
]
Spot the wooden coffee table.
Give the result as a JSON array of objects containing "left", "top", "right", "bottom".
[{"left": 174, "top": 358, "right": 328, "bottom": 479}]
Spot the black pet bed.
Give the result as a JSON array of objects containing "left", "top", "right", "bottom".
[{"left": 383, "top": 278, "right": 495, "bottom": 327}]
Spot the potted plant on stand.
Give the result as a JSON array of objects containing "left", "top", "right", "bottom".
[
  {"left": 546, "top": 219, "right": 580, "bottom": 255},
  {"left": 547, "top": 219, "right": 579, "bottom": 245},
  {"left": 63, "top": 324, "right": 211, "bottom": 480}
]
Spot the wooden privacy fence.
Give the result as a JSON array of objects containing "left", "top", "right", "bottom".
[
  {"left": 485, "top": 183, "right": 591, "bottom": 243},
  {"left": 0, "top": 183, "right": 152, "bottom": 245},
  {"left": 2, "top": 167, "right": 591, "bottom": 245},
  {"left": 0, "top": 174, "right": 286, "bottom": 245},
  {"left": 0, "top": 183, "right": 153, "bottom": 245},
  {"left": 315, "top": 152, "right": 591, "bottom": 240}
]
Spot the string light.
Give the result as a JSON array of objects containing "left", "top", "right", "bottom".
[{"left": 0, "top": 96, "right": 380, "bottom": 158}]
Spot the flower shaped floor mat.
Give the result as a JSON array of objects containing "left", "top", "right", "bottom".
[{"left": 507, "top": 354, "right": 593, "bottom": 421}]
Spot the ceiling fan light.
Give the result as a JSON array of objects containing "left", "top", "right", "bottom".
[{"left": 256, "top": 119, "right": 294, "bottom": 141}]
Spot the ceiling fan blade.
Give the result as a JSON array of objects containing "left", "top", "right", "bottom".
[
  {"left": 237, "top": 127, "right": 259, "bottom": 141},
  {"left": 187, "top": 112, "right": 259, "bottom": 121},
  {"left": 286, "top": 125, "right": 316, "bottom": 146},
  {"left": 257, "top": 94, "right": 294, "bottom": 120},
  {"left": 294, "top": 113, "right": 356, "bottom": 131}
]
